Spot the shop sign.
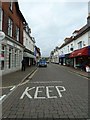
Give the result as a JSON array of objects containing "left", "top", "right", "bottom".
[
  {"left": 0, "top": 32, "right": 5, "bottom": 40},
  {"left": 0, "top": 54, "right": 4, "bottom": 60}
]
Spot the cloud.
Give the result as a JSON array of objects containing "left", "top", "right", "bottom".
[{"left": 19, "top": 1, "right": 88, "bottom": 57}]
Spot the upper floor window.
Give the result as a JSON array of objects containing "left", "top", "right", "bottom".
[
  {"left": 0, "top": 8, "right": 3, "bottom": 31},
  {"left": 68, "top": 46, "right": 69, "bottom": 52},
  {"left": 16, "top": 26, "right": 20, "bottom": 41},
  {"left": 9, "top": 2, "right": 13, "bottom": 11},
  {"left": 78, "top": 41, "right": 82, "bottom": 49},
  {"left": 70, "top": 44, "right": 73, "bottom": 51},
  {"left": 8, "top": 18, "right": 13, "bottom": 37}
]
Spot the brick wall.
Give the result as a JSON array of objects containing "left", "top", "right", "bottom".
[{"left": 2, "top": 2, "right": 24, "bottom": 45}]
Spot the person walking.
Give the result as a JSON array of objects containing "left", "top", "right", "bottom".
[{"left": 21, "top": 59, "right": 26, "bottom": 71}]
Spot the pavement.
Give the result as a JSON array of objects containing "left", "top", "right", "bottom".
[
  {"left": 62, "top": 65, "right": 90, "bottom": 79},
  {"left": 2, "top": 65, "right": 37, "bottom": 87},
  {"left": 1, "top": 64, "right": 89, "bottom": 88}
]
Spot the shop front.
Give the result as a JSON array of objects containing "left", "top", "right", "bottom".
[
  {"left": 23, "top": 52, "right": 35, "bottom": 67},
  {"left": 69, "top": 46, "right": 90, "bottom": 71},
  {"left": 0, "top": 36, "right": 24, "bottom": 75},
  {"left": 59, "top": 54, "right": 65, "bottom": 65},
  {"left": 65, "top": 53, "right": 74, "bottom": 67}
]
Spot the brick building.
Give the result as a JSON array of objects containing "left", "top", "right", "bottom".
[{"left": 0, "top": 1, "right": 26, "bottom": 74}]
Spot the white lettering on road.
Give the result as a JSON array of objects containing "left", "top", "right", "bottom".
[
  {"left": 46, "top": 86, "right": 57, "bottom": 99},
  {"left": 20, "top": 87, "right": 35, "bottom": 99},
  {"left": 20, "top": 86, "right": 66, "bottom": 99},
  {"left": 34, "top": 86, "right": 46, "bottom": 99},
  {"left": 56, "top": 86, "right": 66, "bottom": 97}
]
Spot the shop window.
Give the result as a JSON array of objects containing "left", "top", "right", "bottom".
[
  {"left": 1, "top": 45, "right": 5, "bottom": 70},
  {"left": 8, "top": 18, "right": 13, "bottom": 37},
  {"left": 9, "top": 49, "right": 11, "bottom": 68},
  {"left": 14, "top": 50, "right": 17, "bottom": 67}
]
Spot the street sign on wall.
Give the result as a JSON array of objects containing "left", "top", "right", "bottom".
[{"left": 0, "top": 31, "right": 5, "bottom": 40}]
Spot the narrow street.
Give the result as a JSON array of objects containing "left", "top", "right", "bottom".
[{"left": 2, "top": 64, "right": 88, "bottom": 119}]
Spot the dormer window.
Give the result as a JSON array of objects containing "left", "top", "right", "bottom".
[{"left": 9, "top": 2, "right": 13, "bottom": 11}]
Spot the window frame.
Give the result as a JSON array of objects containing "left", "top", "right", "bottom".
[
  {"left": 78, "top": 41, "right": 82, "bottom": 49},
  {"left": 9, "top": 2, "right": 13, "bottom": 11},
  {"left": 8, "top": 17, "right": 13, "bottom": 37},
  {"left": 16, "top": 26, "right": 20, "bottom": 41}
]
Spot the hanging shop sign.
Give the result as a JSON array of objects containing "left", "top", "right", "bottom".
[{"left": 0, "top": 31, "right": 5, "bottom": 41}]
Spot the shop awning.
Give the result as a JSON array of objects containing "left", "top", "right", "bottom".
[
  {"left": 69, "top": 46, "right": 89, "bottom": 58},
  {"left": 23, "top": 52, "right": 35, "bottom": 59}
]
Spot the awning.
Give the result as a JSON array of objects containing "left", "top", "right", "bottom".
[
  {"left": 23, "top": 52, "right": 35, "bottom": 59},
  {"left": 69, "top": 46, "right": 89, "bottom": 58}
]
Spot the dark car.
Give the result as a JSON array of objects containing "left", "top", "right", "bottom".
[{"left": 38, "top": 59, "right": 47, "bottom": 67}]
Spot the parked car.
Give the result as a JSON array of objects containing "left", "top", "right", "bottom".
[{"left": 38, "top": 59, "right": 47, "bottom": 67}]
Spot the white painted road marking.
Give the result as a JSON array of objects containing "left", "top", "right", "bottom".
[
  {"left": 29, "top": 81, "right": 62, "bottom": 84},
  {"left": 20, "top": 87, "right": 35, "bottom": 99},
  {"left": 29, "top": 69, "right": 38, "bottom": 79},
  {"left": 46, "top": 86, "right": 57, "bottom": 99},
  {"left": 56, "top": 86, "right": 66, "bottom": 97},
  {"left": 10, "top": 86, "right": 16, "bottom": 91},
  {"left": 20, "top": 86, "right": 66, "bottom": 99},
  {"left": 0, "top": 95, "right": 6, "bottom": 101},
  {"left": 34, "top": 86, "right": 46, "bottom": 99}
]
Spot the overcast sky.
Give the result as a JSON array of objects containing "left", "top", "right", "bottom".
[{"left": 18, "top": 1, "right": 88, "bottom": 57}]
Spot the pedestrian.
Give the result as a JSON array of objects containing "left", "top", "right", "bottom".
[{"left": 21, "top": 59, "right": 26, "bottom": 71}]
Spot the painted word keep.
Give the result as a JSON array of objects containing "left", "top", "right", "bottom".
[{"left": 20, "top": 86, "right": 66, "bottom": 99}]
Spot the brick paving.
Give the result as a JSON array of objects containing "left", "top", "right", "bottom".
[{"left": 2, "top": 64, "right": 89, "bottom": 119}]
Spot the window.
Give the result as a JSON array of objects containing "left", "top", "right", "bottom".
[
  {"left": 68, "top": 46, "right": 69, "bottom": 52},
  {"left": 9, "top": 48, "right": 12, "bottom": 68},
  {"left": 9, "top": 2, "right": 13, "bottom": 11},
  {"left": 0, "top": 8, "right": 3, "bottom": 31},
  {"left": 8, "top": 18, "right": 13, "bottom": 37},
  {"left": 14, "top": 50, "right": 17, "bottom": 67},
  {"left": 78, "top": 41, "right": 82, "bottom": 49},
  {"left": 1, "top": 45, "right": 5, "bottom": 70},
  {"left": 16, "top": 26, "right": 20, "bottom": 41},
  {"left": 70, "top": 44, "right": 73, "bottom": 51}
]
